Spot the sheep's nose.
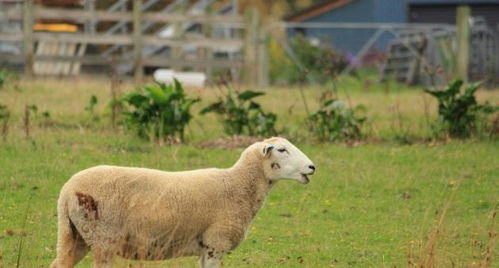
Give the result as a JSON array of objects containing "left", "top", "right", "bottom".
[{"left": 308, "top": 165, "right": 316, "bottom": 174}]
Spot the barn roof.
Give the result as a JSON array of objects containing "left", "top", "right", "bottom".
[
  {"left": 408, "top": 0, "right": 499, "bottom": 4},
  {"left": 284, "top": 0, "right": 499, "bottom": 22},
  {"left": 284, "top": 0, "right": 354, "bottom": 22}
]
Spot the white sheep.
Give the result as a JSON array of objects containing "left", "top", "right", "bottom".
[{"left": 49, "top": 137, "right": 316, "bottom": 268}]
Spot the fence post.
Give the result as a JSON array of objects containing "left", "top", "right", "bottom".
[
  {"left": 202, "top": 11, "right": 213, "bottom": 77},
  {"left": 23, "top": 0, "right": 34, "bottom": 78},
  {"left": 244, "top": 7, "right": 259, "bottom": 87},
  {"left": 133, "top": 0, "right": 143, "bottom": 84},
  {"left": 84, "top": 0, "right": 97, "bottom": 35},
  {"left": 257, "top": 28, "right": 269, "bottom": 88},
  {"left": 456, "top": 5, "right": 470, "bottom": 83}
]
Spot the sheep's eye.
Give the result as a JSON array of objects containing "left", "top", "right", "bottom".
[{"left": 277, "top": 148, "right": 287, "bottom": 153}]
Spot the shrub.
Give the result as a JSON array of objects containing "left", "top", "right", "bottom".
[
  {"left": 122, "top": 80, "right": 199, "bottom": 143},
  {"left": 424, "top": 80, "right": 498, "bottom": 138},
  {"left": 200, "top": 88, "right": 278, "bottom": 137},
  {"left": 308, "top": 97, "right": 366, "bottom": 142},
  {"left": 270, "top": 35, "right": 348, "bottom": 85}
]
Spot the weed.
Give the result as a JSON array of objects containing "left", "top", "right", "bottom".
[
  {"left": 122, "top": 80, "right": 199, "bottom": 144},
  {"left": 308, "top": 94, "right": 366, "bottom": 142},
  {"left": 0, "top": 68, "right": 18, "bottom": 91},
  {"left": 84, "top": 95, "right": 100, "bottom": 124},
  {"left": 84, "top": 95, "right": 98, "bottom": 114},
  {"left": 424, "top": 80, "right": 498, "bottom": 139},
  {"left": 200, "top": 87, "right": 278, "bottom": 137},
  {"left": 23, "top": 105, "right": 37, "bottom": 138},
  {"left": 109, "top": 71, "right": 122, "bottom": 130},
  {"left": 0, "top": 104, "right": 10, "bottom": 141}
]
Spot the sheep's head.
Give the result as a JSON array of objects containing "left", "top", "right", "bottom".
[{"left": 260, "top": 137, "right": 315, "bottom": 184}]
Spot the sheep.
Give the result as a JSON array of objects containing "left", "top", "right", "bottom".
[{"left": 49, "top": 137, "right": 316, "bottom": 268}]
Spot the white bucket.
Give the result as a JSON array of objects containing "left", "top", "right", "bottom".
[{"left": 153, "top": 69, "right": 207, "bottom": 87}]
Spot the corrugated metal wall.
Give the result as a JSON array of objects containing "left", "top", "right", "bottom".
[
  {"left": 290, "top": 0, "right": 406, "bottom": 54},
  {"left": 409, "top": 3, "right": 499, "bottom": 29}
]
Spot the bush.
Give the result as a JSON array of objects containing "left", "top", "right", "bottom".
[
  {"left": 424, "top": 80, "right": 498, "bottom": 138},
  {"left": 200, "top": 88, "right": 278, "bottom": 137},
  {"left": 270, "top": 35, "right": 348, "bottom": 85},
  {"left": 308, "top": 97, "right": 366, "bottom": 142},
  {"left": 122, "top": 80, "right": 199, "bottom": 143}
]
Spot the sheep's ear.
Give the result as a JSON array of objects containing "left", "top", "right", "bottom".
[{"left": 262, "top": 144, "right": 275, "bottom": 157}]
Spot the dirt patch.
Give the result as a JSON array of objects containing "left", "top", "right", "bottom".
[{"left": 75, "top": 192, "right": 99, "bottom": 220}]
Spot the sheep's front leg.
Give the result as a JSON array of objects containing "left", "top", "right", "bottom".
[
  {"left": 91, "top": 247, "right": 115, "bottom": 268},
  {"left": 199, "top": 225, "right": 243, "bottom": 268},
  {"left": 198, "top": 250, "right": 223, "bottom": 268}
]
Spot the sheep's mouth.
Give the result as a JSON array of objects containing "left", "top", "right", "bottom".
[{"left": 301, "top": 174, "right": 311, "bottom": 184}]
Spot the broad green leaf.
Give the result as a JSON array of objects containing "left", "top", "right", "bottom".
[
  {"left": 143, "top": 85, "right": 168, "bottom": 104},
  {"left": 173, "top": 78, "right": 184, "bottom": 95},
  {"left": 238, "top": 90, "right": 265, "bottom": 101},
  {"left": 248, "top": 101, "right": 261, "bottom": 110},
  {"left": 181, "top": 98, "right": 200, "bottom": 111},
  {"left": 446, "top": 79, "right": 463, "bottom": 95},
  {"left": 125, "top": 93, "right": 148, "bottom": 107},
  {"left": 200, "top": 101, "right": 224, "bottom": 114}
]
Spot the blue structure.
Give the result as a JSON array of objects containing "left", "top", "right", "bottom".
[{"left": 284, "top": 0, "right": 499, "bottom": 54}]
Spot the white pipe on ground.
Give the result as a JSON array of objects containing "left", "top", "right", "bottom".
[{"left": 153, "top": 69, "right": 207, "bottom": 87}]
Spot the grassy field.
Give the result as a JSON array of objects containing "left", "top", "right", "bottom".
[{"left": 0, "top": 77, "right": 498, "bottom": 267}]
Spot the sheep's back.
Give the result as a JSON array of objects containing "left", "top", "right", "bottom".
[{"left": 60, "top": 165, "right": 229, "bottom": 249}]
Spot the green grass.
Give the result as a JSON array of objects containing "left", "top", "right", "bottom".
[{"left": 0, "top": 77, "right": 498, "bottom": 267}]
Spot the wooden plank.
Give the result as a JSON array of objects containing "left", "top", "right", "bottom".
[
  {"left": 142, "top": 12, "right": 244, "bottom": 24},
  {"left": 0, "top": 54, "right": 243, "bottom": 68},
  {"left": 133, "top": 0, "right": 143, "bottom": 83},
  {"left": 170, "top": 3, "right": 187, "bottom": 72},
  {"left": 54, "top": 42, "right": 66, "bottom": 75},
  {"left": 256, "top": 28, "right": 269, "bottom": 88},
  {"left": 62, "top": 43, "right": 76, "bottom": 75},
  {"left": 0, "top": 34, "right": 23, "bottom": 42},
  {"left": 23, "top": 0, "right": 34, "bottom": 78},
  {"left": 456, "top": 5, "right": 470, "bottom": 82},
  {"left": 5, "top": 7, "right": 244, "bottom": 24},
  {"left": 0, "top": 33, "right": 131, "bottom": 44},
  {"left": 71, "top": 43, "right": 86, "bottom": 75},
  {"left": 143, "top": 58, "right": 243, "bottom": 68},
  {"left": 0, "top": 33, "right": 243, "bottom": 48},
  {"left": 34, "top": 41, "right": 45, "bottom": 75},
  {"left": 34, "top": 33, "right": 132, "bottom": 45},
  {"left": 244, "top": 7, "right": 258, "bottom": 86},
  {"left": 6, "top": 7, "right": 130, "bottom": 22},
  {"left": 143, "top": 36, "right": 243, "bottom": 48}
]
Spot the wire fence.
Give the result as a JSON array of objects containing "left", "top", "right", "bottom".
[
  {"left": 271, "top": 20, "right": 498, "bottom": 87},
  {"left": 1, "top": 1, "right": 499, "bottom": 87}
]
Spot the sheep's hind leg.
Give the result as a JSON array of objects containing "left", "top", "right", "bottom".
[{"left": 50, "top": 218, "right": 89, "bottom": 268}]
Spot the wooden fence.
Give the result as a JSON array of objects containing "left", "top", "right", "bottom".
[{"left": 0, "top": 0, "right": 268, "bottom": 86}]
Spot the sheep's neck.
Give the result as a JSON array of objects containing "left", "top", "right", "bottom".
[{"left": 230, "top": 152, "right": 273, "bottom": 218}]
